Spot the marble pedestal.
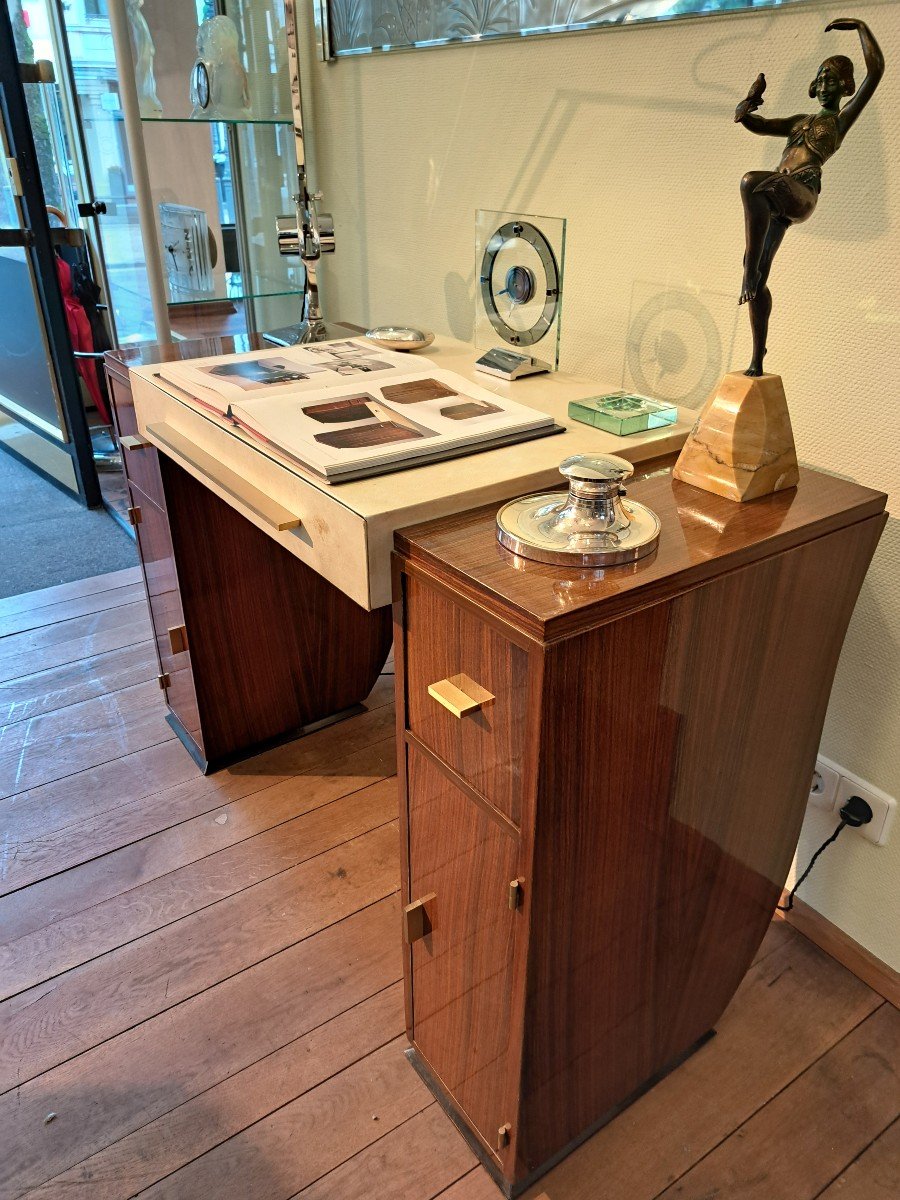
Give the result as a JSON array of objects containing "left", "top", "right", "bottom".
[{"left": 673, "top": 372, "right": 800, "bottom": 502}]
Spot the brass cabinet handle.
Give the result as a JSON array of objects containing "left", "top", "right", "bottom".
[
  {"left": 497, "top": 1123, "right": 512, "bottom": 1150},
  {"left": 120, "top": 434, "right": 150, "bottom": 450},
  {"left": 427, "top": 673, "right": 495, "bottom": 719},
  {"left": 146, "top": 422, "right": 302, "bottom": 533},
  {"left": 402, "top": 893, "right": 436, "bottom": 944},
  {"left": 508, "top": 879, "right": 523, "bottom": 910},
  {"left": 168, "top": 624, "right": 188, "bottom": 655}
]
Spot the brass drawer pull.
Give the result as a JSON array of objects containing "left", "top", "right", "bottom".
[
  {"left": 146, "top": 422, "right": 302, "bottom": 533},
  {"left": 427, "top": 673, "right": 495, "bottom": 719},
  {"left": 168, "top": 624, "right": 188, "bottom": 655},
  {"left": 120, "top": 434, "right": 150, "bottom": 450},
  {"left": 403, "top": 893, "right": 436, "bottom": 944}
]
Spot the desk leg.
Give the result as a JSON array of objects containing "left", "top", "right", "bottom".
[{"left": 155, "top": 453, "right": 392, "bottom": 771}]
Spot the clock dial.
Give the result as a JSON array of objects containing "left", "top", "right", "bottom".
[{"left": 479, "top": 220, "right": 560, "bottom": 348}]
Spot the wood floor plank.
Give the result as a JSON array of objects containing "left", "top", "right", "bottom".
[
  {"left": 816, "top": 1116, "right": 900, "bottom": 1200},
  {"left": 2, "top": 775, "right": 398, "bottom": 998},
  {"left": 433, "top": 1169, "right": 503, "bottom": 1200},
  {"left": 0, "top": 680, "right": 171, "bottom": 799},
  {"left": 0, "top": 739, "right": 207, "bottom": 855},
  {"left": 0, "top": 640, "right": 156, "bottom": 728},
  {"left": 0, "top": 897, "right": 400, "bottom": 1196},
  {"left": 520, "top": 935, "right": 883, "bottom": 1200},
  {"left": 292, "top": 1104, "right": 477, "bottom": 1200},
  {"left": 654, "top": 1003, "right": 899, "bottom": 1200},
  {"left": 0, "top": 699, "right": 395, "bottom": 873},
  {"left": 0, "top": 734, "right": 394, "bottom": 909},
  {"left": 0, "top": 582, "right": 146, "bottom": 640},
  {"left": 0, "top": 567, "right": 141, "bottom": 623},
  {"left": 0, "top": 601, "right": 151, "bottom": 685},
  {"left": 31, "top": 983, "right": 405, "bottom": 1200},
  {"left": 751, "top": 915, "right": 794, "bottom": 964},
  {"left": 139, "top": 1038, "right": 430, "bottom": 1200},
  {"left": 0, "top": 821, "right": 399, "bottom": 1091}
]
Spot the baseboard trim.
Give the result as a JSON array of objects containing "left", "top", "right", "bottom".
[{"left": 776, "top": 892, "right": 899, "bottom": 1008}]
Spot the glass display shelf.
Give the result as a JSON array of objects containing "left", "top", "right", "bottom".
[
  {"left": 141, "top": 115, "right": 294, "bottom": 127},
  {"left": 166, "top": 269, "right": 304, "bottom": 307}
]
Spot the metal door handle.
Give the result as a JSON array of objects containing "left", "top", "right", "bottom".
[
  {"left": 402, "top": 893, "right": 436, "bottom": 944},
  {"left": 168, "top": 625, "right": 188, "bottom": 655},
  {"left": 428, "top": 674, "right": 495, "bottom": 719}
]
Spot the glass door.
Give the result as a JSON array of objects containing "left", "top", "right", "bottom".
[
  {"left": 0, "top": 1, "right": 99, "bottom": 502},
  {"left": 21, "top": 0, "right": 156, "bottom": 343}
]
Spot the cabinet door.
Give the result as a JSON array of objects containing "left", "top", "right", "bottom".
[{"left": 406, "top": 743, "right": 520, "bottom": 1159}]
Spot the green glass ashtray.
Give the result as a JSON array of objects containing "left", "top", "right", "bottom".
[{"left": 569, "top": 392, "right": 678, "bottom": 437}]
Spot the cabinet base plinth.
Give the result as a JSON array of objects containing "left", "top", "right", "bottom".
[
  {"left": 407, "top": 1032, "right": 716, "bottom": 1197},
  {"left": 165, "top": 702, "right": 366, "bottom": 775}
]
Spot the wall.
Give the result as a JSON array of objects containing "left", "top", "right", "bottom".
[{"left": 300, "top": 0, "right": 899, "bottom": 968}]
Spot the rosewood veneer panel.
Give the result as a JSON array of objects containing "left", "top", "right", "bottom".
[{"left": 394, "top": 462, "right": 888, "bottom": 1196}]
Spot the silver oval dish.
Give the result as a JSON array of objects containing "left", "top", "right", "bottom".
[{"left": 364, "top": 326, "right": 435, "bottom": 351}]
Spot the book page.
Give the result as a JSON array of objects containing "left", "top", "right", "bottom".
[
  {"left": 155, "top": 338, "right": 433, "bottom": 414},
  {"left": 230, "top": 368, "right": 553, "bottom": 479}
]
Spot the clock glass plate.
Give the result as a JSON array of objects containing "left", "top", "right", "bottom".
[{"left": 475, "top": 209, "right": 566, "bottom": 370}]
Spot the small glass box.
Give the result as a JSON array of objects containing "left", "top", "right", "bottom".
[{"left": 569, "top": 392, "right": 677, "bottom": 437}]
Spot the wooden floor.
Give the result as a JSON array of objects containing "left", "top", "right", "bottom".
[{"left": 1, "top": 569, "right": 897, "bottom": 1200}]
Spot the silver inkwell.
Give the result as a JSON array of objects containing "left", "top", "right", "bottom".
[{"left": 496, "top": 454, "right": 661, "bottom": 567}]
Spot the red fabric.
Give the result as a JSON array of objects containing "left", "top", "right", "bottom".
[{"left": 55, "top": 255, "right": 111, "bottom": 426}]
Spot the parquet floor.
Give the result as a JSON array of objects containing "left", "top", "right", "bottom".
[{"left": 1, "top": 568, "right": 897, "bottom": 1200}]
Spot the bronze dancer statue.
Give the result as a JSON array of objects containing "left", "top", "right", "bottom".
[{"left": 736, "top": 18, "right": 884, "bottom": 376}]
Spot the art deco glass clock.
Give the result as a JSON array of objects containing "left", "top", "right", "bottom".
[{"left": 475, "top": 210, "right": 566, "bottom": 370}]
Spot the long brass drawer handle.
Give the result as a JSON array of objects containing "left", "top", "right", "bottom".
[
  {"left": 403, "top": 893, "right": 436, "bottom": 944},
  {"left": 427, "top": 674, "right": 495, "bottom": 719},
  {"left": 146, "top": 422, "right": 302, "bottom": 533},
  {"left": 120, "top": 434, "right": 150, "bottom": 450}
]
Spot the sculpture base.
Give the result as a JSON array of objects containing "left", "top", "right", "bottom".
[{"left": 673, "top": 372, "right": 800, "bottom": 502}]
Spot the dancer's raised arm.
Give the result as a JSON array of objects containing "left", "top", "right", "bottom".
[{"left": 825, "top": 18, "right": 884, "bottom": 134}]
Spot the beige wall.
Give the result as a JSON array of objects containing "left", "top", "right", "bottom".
[{"left": 301, "top": 0, "right": 899, "bottom": 967}]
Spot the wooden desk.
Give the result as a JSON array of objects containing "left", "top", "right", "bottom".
[
  {"left": 392, "top": 459, "right": 887, "bottom": 1196},
  {"left": 107, "top": 336, "right": 690, "bottom": 770}
]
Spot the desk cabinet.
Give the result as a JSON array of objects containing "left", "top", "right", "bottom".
[
  {"left": 393, "top": 459, "right": 887, "bottom": 1196},
  {"left": 106, "top": 351, "right": 392, "bottom": 771}
]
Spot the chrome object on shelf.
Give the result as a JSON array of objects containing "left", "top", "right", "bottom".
[
  {"left": 496, "top": 454, "right": 661, "bottom": 567},
  {"left": 269, "top": 180, "right": 337, "bottom": 344},
  {"left": 364, "top": 326, "right": 435, "bottom": 351}
]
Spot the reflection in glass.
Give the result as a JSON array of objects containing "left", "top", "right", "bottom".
[
  {"left": 326, "top": 0, "right": 806, "bottom": 56},
  {"left": 0, "top": 247, "right": 67, "bottom": 438}
]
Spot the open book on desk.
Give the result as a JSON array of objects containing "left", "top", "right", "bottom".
[{"left": 154, "top": 338, "right": 560, "bottom": 483}]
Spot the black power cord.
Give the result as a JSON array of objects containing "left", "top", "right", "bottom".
[{"left": 777, "top": 795, "right": 873, "bottom": 913}]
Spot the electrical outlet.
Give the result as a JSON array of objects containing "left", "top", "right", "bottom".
[
  {"left": 835, "top": 771, "right": 896, "bottom": 846},
  {"left": 809, "top": 757, "right": 841, "bottom": 810}
]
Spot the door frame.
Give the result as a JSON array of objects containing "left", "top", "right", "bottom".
[{"left": 0, "top": 0, "right": 101, "bottom": 506}]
